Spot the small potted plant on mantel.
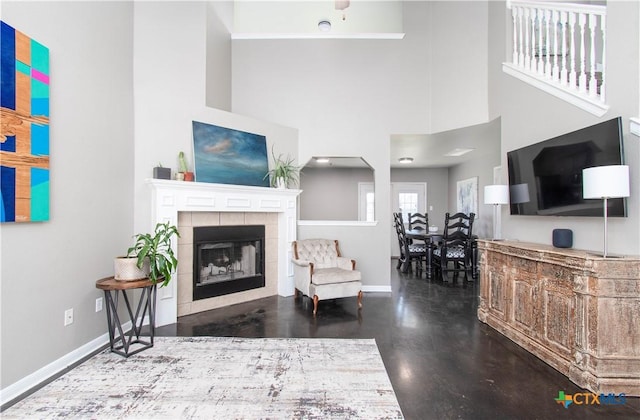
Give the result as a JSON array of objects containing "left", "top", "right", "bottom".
[
  {"left": 114, "top": 222, "right": 180, "bottom": 287},
  {"left": 177, "top": 151, "right": 194, "bottom": 182},
  {"left": 264, "top": 146, "right": 301, "bottom": 189}
]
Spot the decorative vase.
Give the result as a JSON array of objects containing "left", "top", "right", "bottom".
[
  {"left": 114, "top": 257, "right": 150, "bottom": 281},
  {"left": 184, "top": 171, "right": 194, "bottom": 182},
  {"left": 175, "top": 172, "right": 185, "bottom": 181},
  {"left": 276, "top": 177, "right": 286, "bottom": 189}
]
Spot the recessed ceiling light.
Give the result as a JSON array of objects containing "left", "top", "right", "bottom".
[
  {"left": 398, "top": 157, "right": 414, "bottom": 164},
  {"left": 315, "top": 157, "right": 330, "bottom": 163},
  {"left": 444, "top": 148, "right": 474, "bottom": 157},
  {"left": 318, "top": 20, "right": 331, "bottom": 32}
]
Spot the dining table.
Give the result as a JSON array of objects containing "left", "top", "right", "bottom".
[
  {"left": 405, "top": 229, "right": 479, "bottom": 280},
  {"left": 403, "top": 229, "right": 443, "bottom": 276}
]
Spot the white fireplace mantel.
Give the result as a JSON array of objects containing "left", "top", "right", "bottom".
[{"left": 146, "top": 179, "right": 301, "bottom": 326}]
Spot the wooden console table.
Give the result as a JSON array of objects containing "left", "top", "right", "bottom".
[
  {"left": 96, "top": 276, "right": 157, "bottom": 357},
  {"left": 477, "top": 240, "right": 640, "bottom": 396}
]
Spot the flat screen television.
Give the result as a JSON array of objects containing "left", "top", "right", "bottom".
[{"left": 507, "top": 117, "right": 626, "bottom": 217}]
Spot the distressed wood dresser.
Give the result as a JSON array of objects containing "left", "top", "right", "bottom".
[{"left": 477, "top": 240, "right": 640, "bottom": 396}]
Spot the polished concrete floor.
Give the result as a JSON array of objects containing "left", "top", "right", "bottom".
[{"left": 157, "top": 263, "right": 639, "bottom": 419}]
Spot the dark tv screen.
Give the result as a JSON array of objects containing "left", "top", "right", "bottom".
[{"left": 507, "top": 117, "right": 626, "bottom": 217}]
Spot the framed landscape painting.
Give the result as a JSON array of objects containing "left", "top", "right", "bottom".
[{"left": 192, "top": 121, "right": 269, "bottom": 187}]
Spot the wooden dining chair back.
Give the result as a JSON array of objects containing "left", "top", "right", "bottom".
[
  {"left": 395, "top": 212, "right": 428, "bottom": 275},
  {"left": 408, "top": 213, "right": 428, "bottom": 232},
  {"left": 433, "top": 212, "right": 475, "bottom": 282},
  {"left": 393, "top": 212, "right": 406, "bottom": 269}
]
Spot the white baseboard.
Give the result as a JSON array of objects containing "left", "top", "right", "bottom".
[
  {"left": 0, "top": 321, "right": 131, "bottom": 407},
  {"left": 362, "top": 285, "right": 392, "bottom": 293}
]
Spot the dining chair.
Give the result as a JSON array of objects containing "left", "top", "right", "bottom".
[
  {"left": 408, "top": 212, "right": 428, "bottom": 232},
  {"left": 432, "top": 212, "right": 475, "bottom": 282},
  {"left": 395, "top": 213, "right": 428, "bottom": 275},
  {"left": 393, "top": 212, "right": 406, "bottom": 270}
]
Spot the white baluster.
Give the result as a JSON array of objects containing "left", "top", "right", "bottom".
[
  {"left": 588, "top": 13, "right": 598, "bottom": 97},
  {"left": 512, "top": 7, "right": 519, "bottom": 64},
  {"left": 537, "top": 8, "right": 544, "bottom": 75},
  {"left": 552, "top": 10, "right": 559, "bottom": 81},
  {"left": 579, "top": 13, "right": 587, "bottom": 93},
  {"left": 524, "top": 8, "right": 531, "bottom": 70},
  {"left": 545, "top": 9, "right": 552, "bottom": 78},
  {"left": 518, "top": 7, "right": 525, "bottom": 67},
  {"left": 569, "top": 12, "right": 577, "bottom": 88},
  {"left": 560, "top": 11, "right": 568, "bottom": 86},
  {"left": 530, "top": 8, "right": 537, "bottom": 71},
  {"left": 600, "top": 18, "right": 606, "bottom": 102}
]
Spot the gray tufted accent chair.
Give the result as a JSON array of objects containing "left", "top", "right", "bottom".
[{"left": 291, "top": 239, "right": 363, "bottom": 316}]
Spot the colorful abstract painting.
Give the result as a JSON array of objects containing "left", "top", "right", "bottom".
[
  {"left": 1, "top": 21, "right": 50, "bottom": 223},
  {"left": 192, "top": 121, "right": 269, "bottom": 187}
]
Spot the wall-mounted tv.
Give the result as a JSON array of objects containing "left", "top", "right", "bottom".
[{"left": 507, "top": 117, "right": 626, "bottom": 217}]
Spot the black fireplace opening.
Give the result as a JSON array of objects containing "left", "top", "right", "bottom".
[{"left": 193, "top": 225, "right": 265, "bottom": 301}]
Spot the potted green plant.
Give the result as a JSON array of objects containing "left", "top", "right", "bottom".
[
  {"left": 114, "top": 222, "right": 180, "bottom": 287},
  {"left": 177, "top": 151, "right": 194, "bottom": 182},
  {"left": 264, "top": 146, "right": 301, "bottom": 188}
]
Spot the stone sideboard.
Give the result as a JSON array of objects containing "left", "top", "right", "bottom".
[{"left": 477, "top": 240, "right": 640, "bottom": 396}]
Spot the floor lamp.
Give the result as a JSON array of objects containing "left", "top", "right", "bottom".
[
  {"left": 484, "top": 185, "right": 510, "bottom": 240},
  {"left": 582, "top": 165, "right": 630, "bottom": 258}
]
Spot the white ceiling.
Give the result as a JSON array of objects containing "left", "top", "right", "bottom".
[
  {"left": 390, "top": 121, "right": 500, "bottom": 169},
  {"left": 232, "top": 0, "right": 404, "bottom": 39}
]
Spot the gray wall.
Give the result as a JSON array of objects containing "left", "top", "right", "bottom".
[
  {"left": 206, "top": 1, "right": 232, "bottom": 111},
  {"left": 1, "top": 2, "right": 134, "bottom": 388},
  {"left": 447, "top": 117, "right": 502, "bottom": 239},
  {"left": 231, "top": 1, "right": 491, "bottom": 287},
  {"left": 299, "top": 168, "right": 374, "bottom": 220}
]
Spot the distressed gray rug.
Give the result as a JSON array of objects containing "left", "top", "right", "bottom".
[{"left": 4, "top": 337, "right": 403, "bottom": 419}]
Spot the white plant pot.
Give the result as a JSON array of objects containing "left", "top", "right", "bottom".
[
  {"left": 114, "top": 257, "right": 150, "bottom": 281},
  {"left": 276, "top": 177, "right": 286, "bottom": 189}
]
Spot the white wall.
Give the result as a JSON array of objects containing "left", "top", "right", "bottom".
[
  {"left": 427, "top": 1, "right": 489, "bottom": 133},
  {"left": 489, "top": 1, "right": 640, "bottom": 254},
  {"left": 1, "top": 2, "right": 134, "bottom": 388}
]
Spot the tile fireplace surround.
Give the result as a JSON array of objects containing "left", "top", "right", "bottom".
[{"left": 147, "top": 179, "right": 301, "bottom": 327}]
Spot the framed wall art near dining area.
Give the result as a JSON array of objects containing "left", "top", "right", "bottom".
[{"left": 456, "top": 176, "right": 478, "bottom": 217}]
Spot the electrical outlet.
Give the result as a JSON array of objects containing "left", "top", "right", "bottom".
[
  {"left": 64, "top": 308, "right": 74, "bottom": 326},
  {"left": 95, "top": 297, "right": 103, "bottom": 312}
]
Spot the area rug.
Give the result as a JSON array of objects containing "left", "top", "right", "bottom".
[{"left": 3, "top": 337, "right": 404, "bottom": 419}]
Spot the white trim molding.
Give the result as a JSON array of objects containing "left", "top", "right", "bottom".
[
  {"left": 630, "top": 117, "right": 640, "bottom": 136},
  {"left": 298, "top": 220, "right": 377, "bottom": 227},
  {"left": 362, "top": 285, "right": 392, "bottom": 293},
  {"left": 503, "top": 63, "right": 609, "bottom": 117}
]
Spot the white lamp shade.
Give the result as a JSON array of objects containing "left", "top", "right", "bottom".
[
  {"left": 484, "top": 185, "right": 510, "bottom": 205},
  {"left": 583, "top": 165, "right": 630, "bottom": 199}
]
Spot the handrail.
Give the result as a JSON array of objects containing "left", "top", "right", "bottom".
[{"left": 504, "top": 0, "right": 608, "bottom": 116}]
